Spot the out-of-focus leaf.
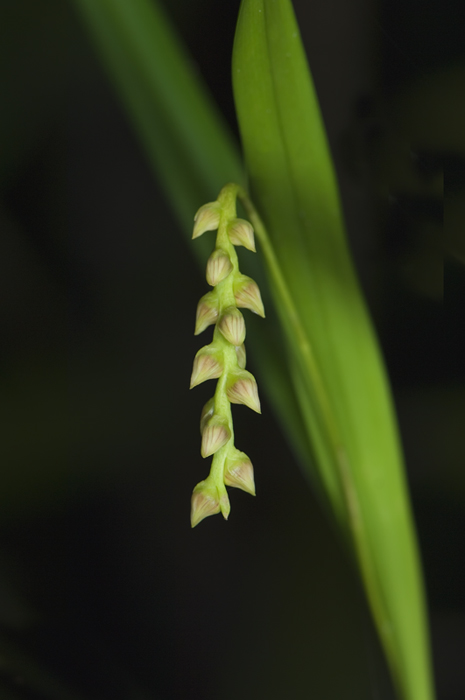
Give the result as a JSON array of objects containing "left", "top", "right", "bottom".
[
  {"left": 71, "top": 0, "right": 242, "bottom": 230},
  {"left": 70, "top": 0, "right": 312, "bottom": 472},
  {"left": 232, "top": 1, "right": 434, "bottom": 699}
]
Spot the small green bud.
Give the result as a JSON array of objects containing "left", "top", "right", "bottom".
[
  {"left": 200, "top": 397, "right": 215, "bottom": 434},
  {"left": 190, "top": 479, "right": 221, "bottom": 527},
  {"left": 228, "top": 218, "right": 256, "bottom": 252},
  {"left": 195, "top": 291, "right": 218, "bottom": 335},
  {"left": 201, "top": 415, "right": 231, "bottom": 457},
  {"left": 233, "top": 275, "right": 265, "bottom": 318},
  {"left": 218, "top": 486, "right": 231, "bottom": 520},
  {"left": 190, "top": 346, "right": 223, "bottom": 389},
  {"left": 218, "top": 307, "right": 246, "bottom": 346},
  {"left": 226, "top": 370, "right": 261, "bottom": 413},
  {"left": 224, "top": 448, "right": 256, "bottom": 496},
  {"left": 235, "top": 343, "right": 247, "bottom": 369},
  {"left": 192, "top": 202, "right": 221, "bottom": 239},
  {"left": 206, "top": 248, "right": 233, "bottom": 286}
]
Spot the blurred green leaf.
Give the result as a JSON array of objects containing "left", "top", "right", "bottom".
[
  {"left": 71, "top": 0, "right": 241, "bottom": 253},
  {"left": 70, "top": 0, "right": 314, "bottom": 477},
  {"left": 232, "top": 1, "right": 434, "bottom": 698}
]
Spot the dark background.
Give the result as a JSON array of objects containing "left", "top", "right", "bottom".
[{"left": 0, "top": 0, "right": 464, "bottom": 698}]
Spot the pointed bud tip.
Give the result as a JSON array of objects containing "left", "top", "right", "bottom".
[{"left": 220, "top": 493, "right": 231, "bottom": 520}]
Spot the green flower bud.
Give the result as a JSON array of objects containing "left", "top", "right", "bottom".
[
  {"left": 233, "top": 275, "right": 265, "bottom": 317},
  {"left": 218, "top": 307, "right": 246, "bottom": 346},
  {"left": 206, "top": 248, "right": 233, "bottom": 286},
  {"left": 195, "top": 291, "right": 218, "bottom": 335},
  {"left": 226, "top": 370, "right": 261, "bottom": 413},
  {"left": 224, "top": 448, "right": 256, "bottom": 496},
  {"left": 200, "top": 397, "right": 215, "bottom": 434},
  {"left": 192, "top": 202, "right": 221, "bottom": 239},
  {"left": 191, "top": 479, "right": 221, "bottom": 527},
  {"left": 235, "top": 343, "right": 247, "bottom": 369},
  {"left": 228, "top": 218, "right": 256, "bottom": 252},
  {"left": 201, "top": 415, "right": 231, "bottom": 458},
  {"left": 190, "top": 345, "right": 223, "bottom": 389}
]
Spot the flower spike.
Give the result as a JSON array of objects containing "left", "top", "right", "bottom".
[{"left": 189, "top": 183, "right": 265, "bottom": 525}]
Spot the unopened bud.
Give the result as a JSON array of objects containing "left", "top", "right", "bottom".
[
  {"left": 206, "top": 248, "right": 233, "bottom": 286},
  {"left": 201, "top": 416, "right": 231, "bottom": 457},
  {"left": 235, "top": 343, "right": 246, "bottom": 369},
  {"left": 218, "top": 307, "right": 246, "bottom": 346},
  {"left": 190, "top": 346, "right": 223, "bottom": 388},
  {"left": 193, "top": 202, "right": 221, "bottom": 239},
  {"left": 200, "top": 397, "right": 215, "bottom": 434},
  {"left": 195, "top": 291, "right": 218, "bottom": 335},
  {"left": 224, "top": 449, "right": 256, "bottom": 496},
  {"left": 233, "top": 275, "right": 265, "bottom": 317},
  {"left": 228, "top": 218, "right": 256, "bottom": 252},
  {"left": 226, "top": 370, "right": 261, "bottom": 413},
  {"left": 191, "top": 479, "right": 220, "bottom": 527},
  {"left": 219, "top": 486, "right": 231, "bottom": 520}
]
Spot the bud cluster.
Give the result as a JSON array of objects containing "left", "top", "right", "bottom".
[{"left": 190, "top": 183, "right": 265, "bottom": 527}]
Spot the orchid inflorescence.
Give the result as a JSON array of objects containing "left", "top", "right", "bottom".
[{"left": 189, "top": 183, "right": 265, "bottom": 527}]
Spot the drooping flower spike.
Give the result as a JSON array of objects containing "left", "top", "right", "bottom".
[{"left": 189, "top": 183, "right": 265, "bottom": 527}]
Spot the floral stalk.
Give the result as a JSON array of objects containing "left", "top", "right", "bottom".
[{"left": 190, "top": 183, "right": 265, "bottom": 527}]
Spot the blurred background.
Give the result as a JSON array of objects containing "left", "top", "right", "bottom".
[{"left": 0, "top": 0, "right": 464, "bottom": 698}]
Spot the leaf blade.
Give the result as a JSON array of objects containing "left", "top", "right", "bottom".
[
  {"left": 233, "top": 1, "right": 434, "bottom": 698},
  {"left": 71, "top": 0, "right": 315, "bottom": 476}
]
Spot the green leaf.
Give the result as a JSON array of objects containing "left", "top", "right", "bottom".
[
  {"left": 71, "top": 0, "right": 242, "bottom": 250},
  {"left": 70, "top": 0, "right": 313, "bottom": 469},
  {"left": 232, "top": 1, "right": 434, "bottom": 698}
]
